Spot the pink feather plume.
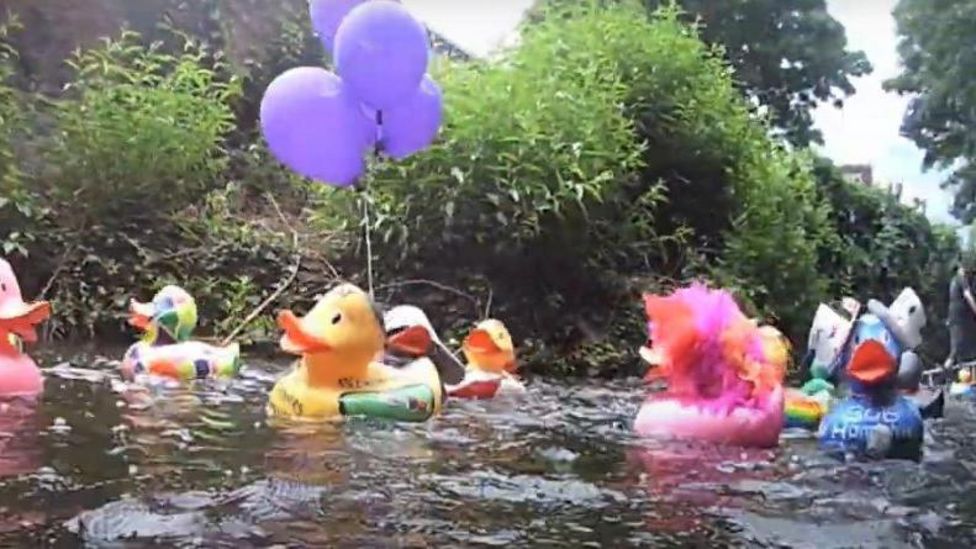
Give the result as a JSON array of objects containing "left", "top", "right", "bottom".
[{"left": 642, "top": 283, "right": 785, "bottom": 413}]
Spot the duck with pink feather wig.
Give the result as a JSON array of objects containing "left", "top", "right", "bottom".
[
  {"left": 0, "top": 258, "right": 51, "bottom": 398},
  {"left": 634, "top": 283, "right": 787, "bottom": 448}
]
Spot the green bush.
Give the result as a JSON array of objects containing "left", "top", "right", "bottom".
[
  {"left": 38, "top": 181, "right": 311, "bottom": 342},
  {"left": 11, "top": 30, "right": 309, "bottom": 341},
  {"left": 42, "top": 31, "right": 239, "bottom": 228},
  {"left": 0, "top": 14, "right": 39, "bottom": 258},
  {"left": 712, "top": 148, "right": 833, "bottom": 343},
  {"left": 317, "top": 34, "right": 646, "bottom": 265}
]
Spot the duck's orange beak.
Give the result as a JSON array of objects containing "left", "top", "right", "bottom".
[
  {"left": 847, "top": 340, "right": 896, "bottom": 385},
  {"left": 0, "top": 300, "right": 51, "bottom": 345},
  {"left": 464, "top": 328, "right": 500, "bottom": 355},
  {"left": 387, "top": 325, "right": 433, "bottom": 357},
  {"left": 278, "top": 310, "right": 332, "bottom": 355},
  {"left": 128, "top": 300, "right": 154, "bottom": 331}
]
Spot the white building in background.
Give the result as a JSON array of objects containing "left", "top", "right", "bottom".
[
  {"left": 403, "top": 0, "right": 535, "bottom": 60},
  {"left": 840, "top": 164, "right": 874, "bottom": 186},
  {"left": 839, "top": 163, "right": 929, "bottom": 215}
]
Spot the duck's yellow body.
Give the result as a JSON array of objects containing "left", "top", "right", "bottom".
[
  {"left": 267, "top": 283, "right": 444, "bottom": 422},
  {"left": 267, "top": 357, "right": 443, "bottom": 420}
]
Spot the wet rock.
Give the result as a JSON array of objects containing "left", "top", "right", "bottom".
[
  {"left": 66, "top": 499, "right": 207, "bottom": 542},
  {"left": 425, "top": 470, "right": 624, "bottom": 508},
  {"left": 537, "top": 446, "right": 579, "bottom": 463},
  {"left": 730, "top": 511, "right": 914, "bottom": 549},
  {"left": 913, "top": 510, "right": 944, "bottom": 535},
  {"left": 728, "top": 480, "right": 812, "bottom": 503}
]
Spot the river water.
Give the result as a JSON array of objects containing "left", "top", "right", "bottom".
[{"left": 0, "top": 347, "right": 974, "bottom": 547}]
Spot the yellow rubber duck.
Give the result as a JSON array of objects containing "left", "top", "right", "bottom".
[
  {"left": 446, "top": 319, "right": 525, "bottom": 399},
  {"left": 950, "top": 367, "right": 975, "bottom": 399},
  {"left": 267, "top": 283, "right": 444, "bottom": 421}
]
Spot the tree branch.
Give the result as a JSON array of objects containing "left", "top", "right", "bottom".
[{"left": 218, "top": 193, "right": 301, "bottom": 347}]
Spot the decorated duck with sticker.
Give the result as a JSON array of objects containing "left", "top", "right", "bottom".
[
  {"left": 633, "top": 284, "right": 787, "bottom": 449},
  {"left": 0, "top": 258, "right": 52, "bottom": 397},
  {"left": 446, "top": 319, "right": 525, "bottom": 400},
  {"left": 120, "top": 286, "right": 241, "bottom": 382},
  {"left": 267, "top": 283, "right": 446, "bottom": 422},
  {"left": 818, "top": 304, "right": 925, "bottom": 461}
]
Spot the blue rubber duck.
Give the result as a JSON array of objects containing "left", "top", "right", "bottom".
[{"left": 818, "top": 311, "right": 924, "bottom": 461}]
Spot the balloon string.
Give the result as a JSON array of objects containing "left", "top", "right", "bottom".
[
  {"left": 363, "top": 109, "right": 382, "bottom": 300},
  {"left": 362, "top": 189, "right": 374, "bottom": 300},
  {"left": 374, "top": 110, "right": 383, "bottom": 156}
]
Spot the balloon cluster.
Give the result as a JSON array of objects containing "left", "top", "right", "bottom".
[{"left": 260, "top": 0, "right": 444, "bottom": 187}]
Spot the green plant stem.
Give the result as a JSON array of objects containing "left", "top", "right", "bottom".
[{"left": 219, "top": 193, "right": 299, "bottom": 347}]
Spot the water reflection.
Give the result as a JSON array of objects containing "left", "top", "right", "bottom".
[
  {"left": 626, "top": 441, "right": 779, "bottom": 534},
  {"left": 0, "top": 398, "right": 43, "bottom": 478}
]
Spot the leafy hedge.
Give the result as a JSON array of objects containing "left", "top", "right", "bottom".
[
  {"left": 43, "top": 31, "right": 239, "bottom": 227},
  {"left": 713, "top": 149, "right": 833, "bottom": 342},
  {"left": 0, "top": 16, "right": 37, "bottom": 258},
  {"left": 0, "top": 27, "right": 312, "bottom": 342}
]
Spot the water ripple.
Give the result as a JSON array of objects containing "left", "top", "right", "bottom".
[{"left": 0, "top": 353, "right": 968, "bottom": 547}]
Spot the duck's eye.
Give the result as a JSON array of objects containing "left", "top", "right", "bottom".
[
  {"left": 331, "top": 313, "right": 342, "bottom": 325},
  {"left": 0, "top": 283, "right": 5, "bottom": 292}
]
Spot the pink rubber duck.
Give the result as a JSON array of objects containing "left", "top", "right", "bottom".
[{"left": 0, "top": 258, "right": 51, "bottom": 397}]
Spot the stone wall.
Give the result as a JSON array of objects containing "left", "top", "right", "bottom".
[{"left": 1, "top": 0, "right": 306, "bottom": 93}]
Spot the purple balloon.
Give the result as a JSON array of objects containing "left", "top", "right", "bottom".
[
  {"left": 309, "top": 0, "right": 367, "bottom": 53},
  {"left": 260, "top": 67, "right": 375, "bottom": 187},
  {"left": 380, "top": 75, "right": 443, "bottom": 159},
  {"left": 334, "top": 0, "right": 430, "bottom": 111}
]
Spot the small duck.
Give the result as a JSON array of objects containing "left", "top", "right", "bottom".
[
  {"left": 949, "top": 368, "right": 976, "bottom": 399},
  {"left": 818, "top": 312, "right": 924, "bottom": 461},
  {"left": 0, "top": 258, "right": 51, "bottom": 397},
  {"left": 446, "top": 319, "right": 525, "bottom": 400},
  {"left": 267, "top": 283, "right": 445, "bottom": 421},
  {"left": 121, "top": 285, "right": 240, "bottom": 381}
]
